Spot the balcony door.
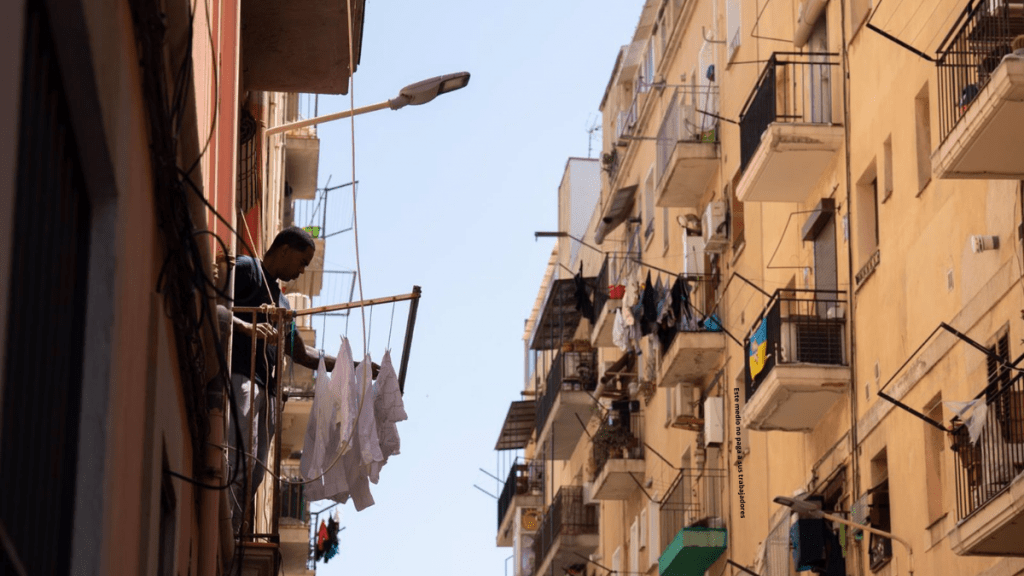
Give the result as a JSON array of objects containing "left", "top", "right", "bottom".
[{"left": 808, "top": 16, "right": 832, "bottom": 124}]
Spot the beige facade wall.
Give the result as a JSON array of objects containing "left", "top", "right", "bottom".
[{"left": 506, "top": 2, "right": 1024, "bottom": 576}]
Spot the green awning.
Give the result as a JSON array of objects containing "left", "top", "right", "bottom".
[{"left": 659, "top": 527, "right": 728, "bottom": 576}]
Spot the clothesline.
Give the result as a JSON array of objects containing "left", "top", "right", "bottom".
[{"left": 235, "top": 286, "right": 422, "bottom": 394}]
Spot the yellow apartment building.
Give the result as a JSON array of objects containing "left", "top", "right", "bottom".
[{"left": 495, "top": 1, "right": 1024, "bottom": 576}]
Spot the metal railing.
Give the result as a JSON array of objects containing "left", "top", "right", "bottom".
[
  {"left": 497, "top": 461, "right": 542, "bottom": 529},
  {"left": 951, "top": 369, "right": 1024, "bottom": 520},
  {"left": 591, "top": 411, "right": 644, "bottom": 481},
  {"left": 743, "top": 289, "right": 847, "bottom": 402},
  {"left": 656, "top": 86, "right": 720, "bottom": 187},
  {"left": 936, "top": 1, "right": 1024, "bottom": 144},
  {"left": 615, "top": 93, "right": 640, "bottom": 141},
  {"left": 535, "top": 350, "right": 598, "bottom": 436},
  {"left": 532, "top": 486, "right": 599, "bottom": 569},
  {"left": 659, "top": 468, "right": 727, "bottom": 551},
  {"left": 738, "top": 52, "right": 839, "bottom": 172},
  {"left": 280, "top": 475, "right": 307, "bottom": 525}
]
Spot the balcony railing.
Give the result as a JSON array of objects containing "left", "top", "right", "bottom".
[
  {"left": 951, "top": 369, "right": 1024, "bottom": 520},
  {"left": 936, "top": 1, "right": 1024, "bottom": 145},
  {"left": 532, "top": 486, "right": 599, "bottom": 568},
  {"left": 738, "top": 52, "right": 839, "bottom": 172},
  {"left": 591, "top": 411, "right": 644, "bottom": 481},
  {"left": 659, "top": 468, "right": 727, "bottom": 550},
  {"left": 656, "top": 86, "right": 719, "bottom": 185},
  {"left": 535, "top": 349, "right": 598, "bottom": 435},
  {"left": 615, "top": 94, "right": 640, "bottom": 142},
  {"left": 497, "top": 461, "right": 543, "bottom": 530},
  {"left": 743, "top": 289, "right": 847, "bottom": 402},
  {"left": 280, "top": 475, "right": 307, "bottom": 525}
]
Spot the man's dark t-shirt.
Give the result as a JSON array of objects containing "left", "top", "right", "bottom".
[{"left": 231, "top": 255, "right": 297, "bottom": 392}]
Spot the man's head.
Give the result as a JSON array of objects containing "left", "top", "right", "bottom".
[{"left": 264, "top": 226, "right": 316, "bottom": 282}]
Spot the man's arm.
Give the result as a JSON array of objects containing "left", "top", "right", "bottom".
[{"left": 283, "top": 325, "right": 337, "bottom": 371}]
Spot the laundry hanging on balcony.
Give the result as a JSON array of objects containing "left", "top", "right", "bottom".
[
  {"left": 301, "top": 337, "right": 404, "bottom": 511},
  {"left": 944, "top": 398, "right": 989, "bottom": 444},
  {"left": 370, "top": 349, "right": 407, "bottom": 484},
  {"left": 574, "top": 262, "right": 595, "bottom": 323}
]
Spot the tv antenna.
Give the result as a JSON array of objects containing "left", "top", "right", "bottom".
[{"left": 585, "top": 114, "right": 601, "bottom": 158}]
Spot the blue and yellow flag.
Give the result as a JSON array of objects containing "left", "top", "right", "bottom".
[{"left": 749, "top": 318, "right": 768, "bottom": 378}]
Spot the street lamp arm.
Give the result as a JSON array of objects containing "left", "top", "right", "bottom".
[
  {"left": 817, "top": 511, "right": 913, "bottom": 576},
  {"left": 264, "top": 100, "right": 392, "bottom": 137}
]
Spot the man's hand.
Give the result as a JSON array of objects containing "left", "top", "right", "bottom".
[{"left": 242, "top": 321, "right": 278, "bottom": 340}]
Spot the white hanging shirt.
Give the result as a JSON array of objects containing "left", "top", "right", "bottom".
[
  {"left": 300, "top": 338, "right": 355, "bottom": 502},
  {"left": 370, "top": 349, "right": 407, "bottom": 483}
]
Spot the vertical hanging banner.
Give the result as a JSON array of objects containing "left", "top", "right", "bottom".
[{"left": 749, "top": 318, "right": 768, "bottom": 379}]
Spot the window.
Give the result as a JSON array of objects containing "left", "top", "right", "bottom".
[
  {"left": 882, "top": 136, "right": 893, "bottom": 201},
  {"left": 639, "top": 40, "right": 656, "bottom": 93},
  {"left": 855, "top": 162, "right": 880, "bottom": 285},
  {"left": 662, "top": 207, "right": 670, "bottom": 254},
  {"left": 727, "top": 0, "right": 742, "bottom": 60},
  {"left": 868, "top": 450, "right": 892, "bottom": 572},
  {"left": 648, "top": 498, "right": 661, "bottom": 568},
  {"left": 915, "top": 85, "right": 932, "bottom": 194},
  {"left": 729, "top": 174, "right": 745, "bottom": 250},
  {"left": 644, "top": 167, "right": 656, "bottom": 244},
  {"left": 639, "top": 509, "right": 648, "bottom": 549},
  {"left": 629, "top": 520, "right": 639, "bottom": 576},
  {"left": 924, "top": 395, "right": 945, "bottom": 524},
  {"left": 612, "top": 546, "right": 622, "bottom": 576}
]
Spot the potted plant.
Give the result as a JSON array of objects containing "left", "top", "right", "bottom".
[{"left": 592, "top": 423, "right": 636, "bottom": 474}]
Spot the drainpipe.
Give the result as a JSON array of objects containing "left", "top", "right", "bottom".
[
  {"left": 838, "top": 0, "right": 864, "bottom": 573},
  {"left": 185, "top": 165, "right": 235, "bottom": 575}
]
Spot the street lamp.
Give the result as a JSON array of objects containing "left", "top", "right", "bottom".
[
  {"left": 264, "top": 71, "right": 471, "bottom": 137},
  {"left": 773, "top": 495, "right": 914, "bottom": 576}
]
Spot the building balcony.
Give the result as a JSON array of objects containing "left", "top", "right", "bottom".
[
  {"left": 286, "top": 128, "right": 320, "bottom": 200},
  {"left": 281, "top": 499, "right": 314, "bottom": 576},
  {"left": 241, "top": 0, "right": 365, "bottom": 94},
  {"left": 933, "top": 2, "right": 1024, "bottom": 179},
  {"left": 742, "top": 289, "right": 849, "bottom": 432},
  {"left": 659, "top": 468, "right": 728, "bottom": 576},
  {"left": 535, "top": 349, "right": 598, "bottom": 460},
  {"left": 239, "top": 543, "right": 278, "bottom": 576},
  {"left": 736, "top": 53, "right": 844, "bottom": 203},
  {"left": 949, "top": 369, "right": 1024, "bottom": 556},
  {"left": 532, "top": 486, "right": 599, "bottom": 576},
  {"left": 658, "top": 276, "right": 726, "bottom": 387},
  {"left": 497, "top": 462, "right": 543, "bottom": 547},
  {"left": 654, "top": 87, "right": 720, "bottom": 208},
  {"left": 590, "top": 411, "right": 644, "bottom": 500}
]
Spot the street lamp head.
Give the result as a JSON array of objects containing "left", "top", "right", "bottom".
[
  {"left": 389, "top": 71, "right": 471, "bottom": 110},
  {"left": 773, "top": 495, "right": 824, "bottom": 517}
]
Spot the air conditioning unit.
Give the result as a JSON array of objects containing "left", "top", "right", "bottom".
[
  {"left": 682, "top": 232, "right": 705, "bottom": 276},
  {"left": 668, "top": 382, "right": 702, "bottom": 430},
  {"left": 704, "top": 397, "right": 724, "bottom": 445},
  {"left": 678, "top": 104, "right": 699, "bottom": 141},
  {"left": 515, "top": 510, "right": 539, "bottom": 576},
  {"left": 521, "top": 508, "right": 541, "bottom": 532},
  {"left": 702, "top": 201, "right": 728, "bottom": 253}
]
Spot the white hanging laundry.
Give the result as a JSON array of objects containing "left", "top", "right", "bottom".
[
  {"left": 323, "top": 352, "right": 382, "bottom": 511},
  {"left": 301, "top": 338, "right": 355, "bottom": 501},
  {"left": 612, "top": 308, "right": 628, "bottom": 351},
  {"left": 370, "top": 349, "right": 407, "bottom": 484},
  {"left": 354, "top": 353, "right": 384, "bottom": 468},
  {"left": 944, "top": 398, "right": 989, "bottom": 444}
]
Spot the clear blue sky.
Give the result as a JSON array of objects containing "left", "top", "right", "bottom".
[{"left": 301, "top": 1, "right": 645, "bottom": 573}]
